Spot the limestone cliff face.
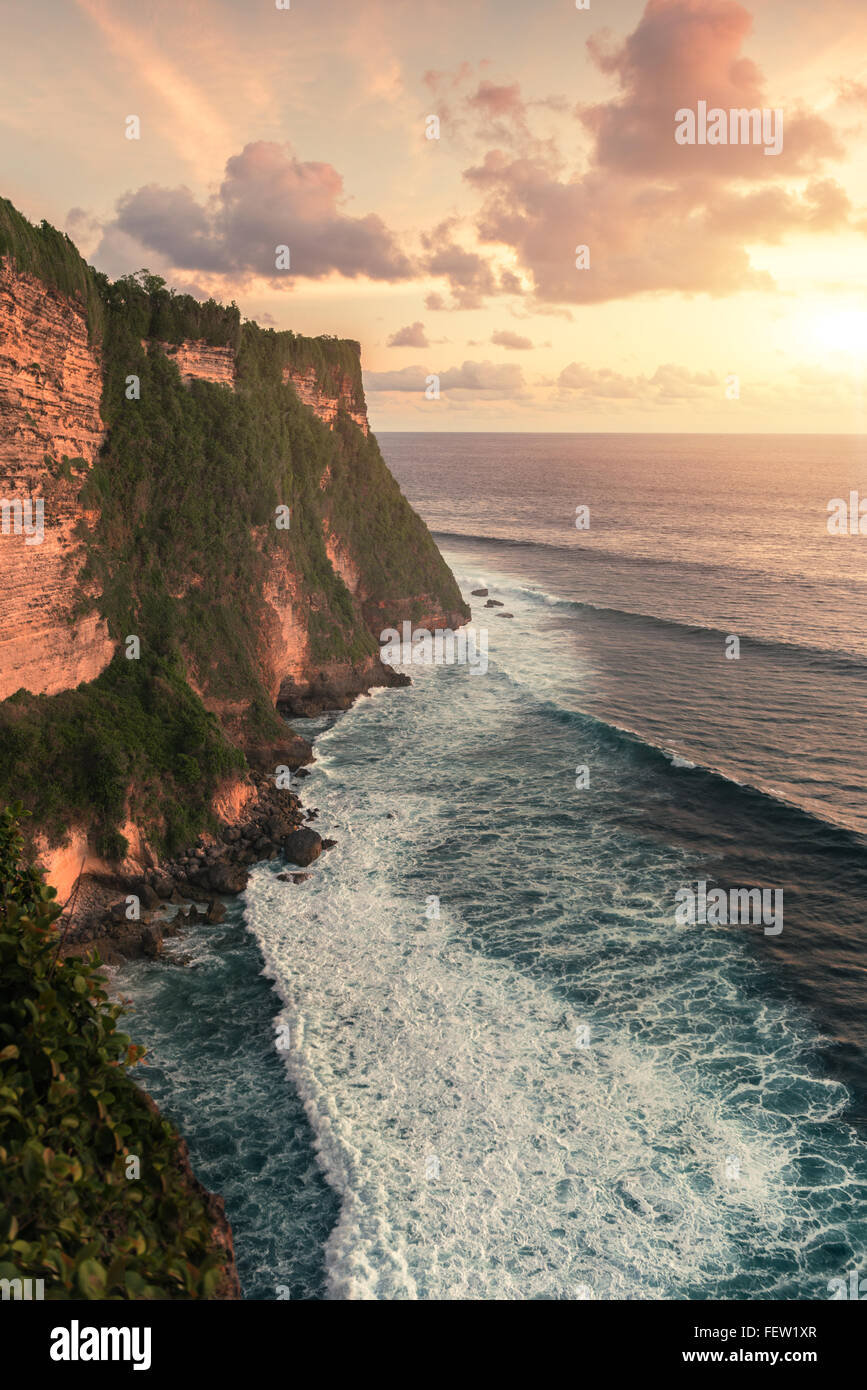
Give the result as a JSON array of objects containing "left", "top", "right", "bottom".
[
  {"left": 258, "top": 528, "right": 408, "bottom": 717},
  {"left": 259, "top": 544, "right": 314, "bottom": 697},
  {"left": 282, "top": 363, "right": 369, "bottom": 435},
  {"left": 0, "top": 298, "right": 371, "bottom": 710},
  {"left": 149, "top": 340, "right": 235, "bottom": 389},
  {"left": 324, "top": 527, "right": 364, "bottom": 599},
  {"left": 0, "top": 257, "right": 114, "bottom": 699},
  {"left": 144, "top": 337, "right": 370, "bottom": 435}
]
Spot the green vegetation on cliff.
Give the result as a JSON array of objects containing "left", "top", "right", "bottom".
[
  {"left": 0, "top": 201, "right": 467, "bottom": 857},
  {"left": 0, "top": 807, "right": 235, "bottom": 1299},
  {"left": 0, "top": 659, "right": 243, "bottom": 857},
  {"left": 274, "top": 329, "right": 365, "bottom": 409},
  {"left": 75, "top": 303, "right": 380, "bottom": 708},
  {"left": 0, "top": 196, "right": 104, "bottom": 340},
  {"left": 101, "top": 269, "right": 242, "bottom": 349}
]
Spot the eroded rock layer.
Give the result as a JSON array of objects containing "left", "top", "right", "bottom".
[{"left": 0, "top": 258, "right": 114, "bottom": 699}]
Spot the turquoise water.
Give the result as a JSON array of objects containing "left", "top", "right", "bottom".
[
  {"left": 114, "top": 897, "right": 338, "bottom": 1301},
  {"left": 117, "top": 434, "right": 867, "bottom": 1300}
]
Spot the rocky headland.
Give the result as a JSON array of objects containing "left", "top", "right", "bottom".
[{"left": 0, "top": 194, "right": 469, "bottom": 1300}]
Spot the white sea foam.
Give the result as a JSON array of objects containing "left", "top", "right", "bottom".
[{"left": 244, "top": 659, "right": 859, "bottom": 1301}]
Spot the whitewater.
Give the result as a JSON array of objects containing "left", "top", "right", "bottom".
[{"left": 243, "top": 562, "right": 867, "bottom": 1300}]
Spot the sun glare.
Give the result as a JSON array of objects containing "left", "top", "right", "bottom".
[{"left": 811, "top": 309, "right": 867, "bottom": 357}]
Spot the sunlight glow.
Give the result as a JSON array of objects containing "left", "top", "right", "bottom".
[{"left": 811, "top": 309, "right": 867, "bottom": 358}]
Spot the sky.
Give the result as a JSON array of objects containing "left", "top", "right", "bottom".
[{"left": 3, "top": 0, "right": 867, "bottom": 432}]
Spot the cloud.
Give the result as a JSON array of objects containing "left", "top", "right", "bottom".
[
  {"left": 837, "top": 79, "right": 867, "bottom": 107},
  {"left": 365, "top": 359, "right": 526, "bottom": 398},
  {"left": 387, "top": 321, "right": 430, "bottom": 348},
  {"left": 491, "top": 330, "right": 533, "bottom": 349},
  {"left": 421, "top": 218, "right": 499, "bottom": 308},
  {"left": 440, "top": 360, "right": 526, "bottom": 392},
  {"left": 423, "top": 64, "right": 567, "bottom": 155},
  {"left": 704, "top": 177, "right": 852, "bottom": 240},
  {"left": 91, "top": 141, "right": 413, "bottom": 285},
  {"left": 469, "top": 80, "right": 524, "bottom": 120},
  {"left": 64, "top": 207, "right": 103, "bottom": 258},
  {"left": 364, "top": 366, "right": 429, "bottom": 391},
  {"left": 580, "top": 0, "right": 841, "bottom": 178},
  {"left": 558, "top": 361, "right": 719, "bottom": 402},
  {"left": 420, "top": 215, "right": 531, "bottom": 309},
  {"left": 468, "top": 154, "right": 774, "bottom": 302},
  {"left": 458, "top": 0, "right": 852, "bottom": 307}
]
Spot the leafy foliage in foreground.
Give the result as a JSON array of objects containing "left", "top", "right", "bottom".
[{"left": 0, "top": 807, "right": 231, "bottom": 1299}]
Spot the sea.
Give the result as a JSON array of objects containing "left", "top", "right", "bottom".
[{"left": 117, "top": 432, "right": 867, "bottom": 1300}]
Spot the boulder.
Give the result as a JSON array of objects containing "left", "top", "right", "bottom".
[
  {"left": 283, "top": 828, "right": 323, "bottom": 867},
  {"left": 471, "top": 588, "right": 489, "bottom": 597},
  {"left": 208, "top": 863, "right": 250, "bottom": 895},
  {"left": 152, "top": 872, "right": 175, "bottom": 899},
  {"left": 484, "top": 598, "right": 504, "bottom": 608},
  {"left": 141, "top": 924, "right": 163, "bottom": 959},
  {"left": 206, "top": 898, "right": 227, "bottom": 924}
]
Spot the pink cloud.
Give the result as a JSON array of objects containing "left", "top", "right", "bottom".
[
  {"left": 580, "top": 0, "right": 841, "bottom": 177},
  {"left": 388, "top": 321, "right": 430, "bottom": 347},
  {"left": 491, "top": 330, "right": 533, "bottom": 349},
  {"left": 455, "top": 0, "right": 851, "bottom": 306},
  {"left": 92, "top": 141, "right": 413, "bottom": 284}
]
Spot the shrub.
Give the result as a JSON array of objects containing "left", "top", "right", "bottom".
[{"left": 0, "top": 806, "right": 231, "bottom": 1299}]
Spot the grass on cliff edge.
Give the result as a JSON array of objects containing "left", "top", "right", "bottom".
[{"left": 0, "top": 806, "right": 235, "bottom": 1300}]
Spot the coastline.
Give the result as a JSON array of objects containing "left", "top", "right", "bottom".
[
  {"left": 56, "top": 769, "right": 326, "bottom": 964},
  {"left": 52, "top": 758, "right": 330, "bottom": 1302},
  {"left": 57, "top": 680, "right": 417, "bottom": 1300}
]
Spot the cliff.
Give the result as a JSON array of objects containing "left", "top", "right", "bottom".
[
  {"left": 0, "top": 257, "right": 114, "bottom": 700},
  {"left": 281, "top": 362, "right": 369, "bottom": 435},
  {"left": 146, "top": 338, "right": 369, "bottom": 436},
  {"left": 0, "top": 196, "right": 469, "bottom": 873}
]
